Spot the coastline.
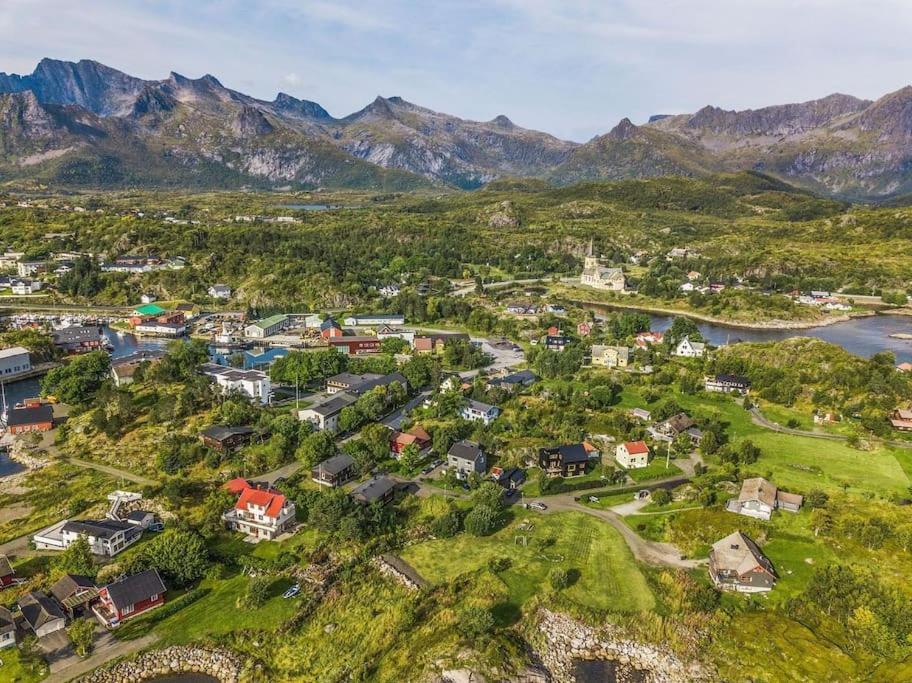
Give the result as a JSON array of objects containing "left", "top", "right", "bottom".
[{"left": 568, "top": 297, "right": 875, "bottom": 331}]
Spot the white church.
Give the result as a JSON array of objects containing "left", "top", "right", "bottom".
[{"left": 580, "top": 240, "right": 626, "bottom": 292}]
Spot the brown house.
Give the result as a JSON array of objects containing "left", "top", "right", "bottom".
[
  {"left": 200, "top": 425, "right": 255, "bottom": 452},
  {"left": 709, "top": 531, "right": 777, "bottom": 593},
  {"left": 890, "top": 408, "right": 912, "bottom": 431}
]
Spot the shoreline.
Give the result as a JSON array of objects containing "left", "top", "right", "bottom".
[{"left": 568, "top": 297, "right": 874, "bottom": 331}]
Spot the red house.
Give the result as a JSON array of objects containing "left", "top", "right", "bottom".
[
  {"left": 389, "top": 425, "right": 432, "bottom": 458},
  {"left": 327, "top": 336, "right": 381, "bottom": 355},
  {"left": 0, "top": 555, "right": 15, "bottom": 588},
  {"left": 7, "top": 405, "right": 53, "bottom": 435},
  {"left": 93, "top": 569, "right": 166, "bottom": 627}
]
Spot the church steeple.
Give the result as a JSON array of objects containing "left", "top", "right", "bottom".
[{"left": 587, "top": 237, "right": 594, "bottom": 257}]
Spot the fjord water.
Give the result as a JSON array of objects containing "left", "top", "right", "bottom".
[{"left": 586, "top": 307, "right": 912, "bottom": 363}]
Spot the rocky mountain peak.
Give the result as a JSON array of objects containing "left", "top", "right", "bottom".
[
  {"left": 272, "top": 92, "right": 332, "bottom": 120},
  {"left": 605, "top": 117, "right": 639, "bottom": 141},
  {"left": 231, "top": 105, "right": 274, "bottom": 137},
  {"left": 492, "top": 114, "right": 514, "bottom": 129}
]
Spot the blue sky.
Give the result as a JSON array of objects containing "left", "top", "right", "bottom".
[{"left": 2, "top": 0, "right": 912, "bottom": 141}]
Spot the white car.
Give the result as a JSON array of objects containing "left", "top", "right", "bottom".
[
  {"left": 282, "top": 584, "right": 300, "bottom": 599},
  {"left": 588, "top": 496, "right": 599, "bottom": 503},
  {"left": 528, "top": 501, "right": 547, "bottom": 511}
]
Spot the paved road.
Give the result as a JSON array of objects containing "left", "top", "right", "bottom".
[
  {"left": 750, "top": 407, "right": 912, "bottom": 450},
  {"left": 45, "top": 633, "right": 159, "bottom": 683}
]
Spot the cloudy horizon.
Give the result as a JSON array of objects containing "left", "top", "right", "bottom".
[{"left": 2, "top": 0, "right": 911, "bottom": 142}]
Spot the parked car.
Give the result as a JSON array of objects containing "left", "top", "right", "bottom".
[
  {"left": 148, "top": 522, "right": 165, "bottom": 532},
  {"left": 282, "top": 584, "right": 300, "bottom": 599},
  {"left": 634, "top": 489, "right": 650, "bottom": 500},
  {"left": 588, "top": 496, "right": 599, "bottom": 503},
  {"left": 528, "top": 501, "right": 547, "bottom": 511}
]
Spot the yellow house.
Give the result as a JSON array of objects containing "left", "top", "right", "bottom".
[{"left": 591, "top": 345, "right": 630, "bottom": 368}]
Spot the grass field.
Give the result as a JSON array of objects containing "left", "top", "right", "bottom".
[
  {"left": 626, "top": 459, "right": 683, "bottom": 482},
  {"left": 670, "top": 392, "right": 911, "bottom": 497},
  {"left": 402, "top": 511, "right": 654, "bottom": 614}
]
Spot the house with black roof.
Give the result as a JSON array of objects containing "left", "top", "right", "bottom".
[
  {"left": 486, "top": 369, "right": 537, "bottom": 393},
  {"left": 50, "top": 574, "right": 99, "bottom": 618},
  {"left": 7, "top": 404, "right": 54, "bottom": 435},
  {"left": 94, "top": 569, "right": 166, "bottom": 627},
  {"left": 200, "top": 425, "right": 255, "bottom": 452},
  {"left": 447, "top": 440, "right": 486, "bottom": 480},
  {"left": 33, "top": 519, "right": 142, "bottom": 557},
  {"left": 18, "top": 591, "right": 66, "bottom": 638},
  {"left": 350, "top": 477, "right": 397, "bottom": 506},
  {"left": 705, "top": 374, "right": 752, "bottom": 394},
  {"left": 538, "top": 443, "right": 589, "bottom": 478},
  {"left": 312, "top": 453, "right": 357, "bottom": 487}
]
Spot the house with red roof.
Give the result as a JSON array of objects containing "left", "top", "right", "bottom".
[
  {"left": 222, "top": 481, "right": 296, "bottom": 540},
  {"left": 615, "top": 440, "right": 650, "bottom": 469},
  {"left": 389, "top": 425, "right": 432, "bottom": 458}
]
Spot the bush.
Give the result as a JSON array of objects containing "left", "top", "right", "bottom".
[
  {"left": 430, "top": 510, "right": 462, "bottom": 538},
  {"left": 549, "top": 567, "right": 571, "bottom": 590},
  {"left": 457, "top": 606, "right": 496, "bottom": 638},
  {"left": 464, "top": 505, "right": 501, "bottom": 536},
  {"left": 241, "top": 576, "right": 271, "bottom": 608},
  {"left": 651, "top": 489, "right": 672, "bottom": 506},
  {"left": 67, "top": 618, "right": 95, "bottom": 657}
]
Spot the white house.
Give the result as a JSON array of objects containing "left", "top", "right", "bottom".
[
  {"left": 134, "top": 321, "right": 186, "bottom": 337},
  {"left": 208, "top": 284, "right": 232, "bottom": 299},
  {"left": 343, "top": 313, "right": 405, "bottom": 327},
  {"left": 673, "top": 336, "right": 706, "bottom": 358},
  {"left": 461, "top": 400, "right": 500, "bottom": 425},
  {"left": 297, "top": 392, "right": 358, "bottom": 432},
  {"left": 11, "top": 279, "right": 42, "bottom": 295},
  {"left": 32, "top": 519, "right": 141, "bottom": 557},
  {"left": 17, "top": 262, "right": 44, "bottom": 277},
  {"left": 376, "top": 325, "right": 416, "bottom": 346},
  {"left": 200, "top": 364, "right": 272, "bottom": 404},
  {"left": 223, "top": 483, "right": 296, "bottom": 540},
  {"left": 726, "top": 477, "right": 804, "bottom": 521},
  {"left": 615, "top": 441, "right": 650, "bottom": 469},
  {"left": 140, "top": 293, "right": 157, "bottom": 304},
  {"left": 0, "top": 346, "right": 31, "bottom": 378},
  {"left": 0, "top": 606, "right": 15, "bottom": 649}
]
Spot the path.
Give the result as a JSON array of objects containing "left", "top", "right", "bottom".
[
  {"left": 750, "top": 407, "right": 912, "bottom": 449},
  {"left": 44, "top": 633, "right": 159, "bottom": 683},
  {"left": 451, "top": 276, "right": 577, "bottom": 298},
  {"left": 65, "top": 457, "right": 157, "bottom": 486}
]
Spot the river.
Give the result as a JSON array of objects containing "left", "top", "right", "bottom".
[{"left": 584, "top": 306, "right": 912, "bottom": 363}]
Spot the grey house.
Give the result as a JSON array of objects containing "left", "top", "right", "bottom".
[{"left": 447, "top": 440, "right": 486, "bottom": 480}]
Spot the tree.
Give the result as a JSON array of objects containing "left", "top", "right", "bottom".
[
  {"left": 296, "top": 431, "right": 337, "bottom": 467},
  {"left": 651, "top": 489, "right": 672, "bottom": 506},
  {"left": 471, "top": 482, "right": 505, "bottom": 511},
  {"left": 430, "top": 509, "right": 462, "bottom": 538},
  {"left": 380, "top": 337, "right": 409, "bottom": 354},
  {"left": 126, "top": 529, "right": 209, "bottom": 587},
  {"left": 671, "top": 433, "right": 692, "bottom": 457},
  {"left": 242, "top": 576, "right": 271, "bottom": 608},
  {"left": 464, "top": 504, "right": 500, "bottom": 536},
  {"left": 805, "top": 489, "right": 830, "bottom": 509},
  {"left": 54, "top": 536, "right": 96, "bottom": 578},
  {"left": 197, "top": 488, "right": 236, "bottom": 538},
  {"left": 399, "top": 443, "right": 421, "bottom": 472},
  {"left": 67, "top": 618, "right": 95, "bottom": 657},
  {"left": 41, "top": 350, "right": 110, "bottom": 405},
  {"left": 153, "top": 340, "right": 210, "bottom": 382},
  {"left": 699, "top": 430, "right": 720, "bottom": 455}
]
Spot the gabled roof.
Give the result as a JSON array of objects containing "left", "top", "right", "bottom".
[
  {"left": 201, "top": 425, "right": 254, "bottom": 442},
  {"left": 739, "top": 477, "right": 778, "bottom": 507},
  {"left": 18, "top": 591, "right": 65, "bottom": 629},
  {"left": 104, "top": 569, "right": 166, "bottom": 611},
  {"left": 0, "top": 554, "right": 13, "bottom": 578},
  {"left": 249, "top": 314, "right": 288, "bottom": 330},
  {"left": 351, "top": 476, "right": 396, "bottom": 503},
  {"left": 622, "top": 440, "right": 649, "bottom": 455},
  {"left": 133, "top": 304, "right": 166, "bottom": 316},
  {"left": 320, "top": 317, "right": 341, "bottom": 330},
  {"left": 7, "top": 404, "right": 53, "bottom": 426},
  {"left": 711, "top": 531, "right": 776, "bottom": 578},
  {"left": 224, "top": 477, "right": 252, "bottom": 495},
  {"left": 663, "top": 413, "right": 695, "bottom": 433},
  {"left": 448, "top": 440, "right": 483, "bottom": 463},
  {"left": 406, "top": 425, "right": 431, "bottom": 442},
  {"left": 465, "top": 399, "right": 497, "bottom": 414},
  {"left": 0, "top": 606, "right": 13, "bottom": 635},
  {"left": 314, "top": 453, "right": 356, "bottom": 476},
  {"left": 50, "top": 574, "right": 98, "bottom": 604},
  {"left": 236, "top": 487, "right": 288, "bottom": 518}
]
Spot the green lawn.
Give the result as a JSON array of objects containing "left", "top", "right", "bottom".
[
  {"left": 626, "top": 459, "right": 683, "bottom": 482},
  {"left": 671, "top": 392, "right": 910, "bottom": 497},
  {"left": 402, "top": 511, "right": 654, "bottom": 614},
  {"left": 0, "top": 646, "right": 48, "bottom": 683}
]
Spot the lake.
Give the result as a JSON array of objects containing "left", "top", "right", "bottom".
[{"left": 583, "top": 305, "right": 912, "bottom": 363}]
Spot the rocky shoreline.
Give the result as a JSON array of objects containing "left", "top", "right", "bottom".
[
  {"left": 534, "top": 610, "right": 714, "bottom": 683},
  {"left": 77, "top": 646, "right": 242, "bottom": 683}
]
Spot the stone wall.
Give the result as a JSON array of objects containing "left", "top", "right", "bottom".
[
  {"left": 78, "top": 646, "right": 242, "bottom": 683},
  {"left": 535, "top": 610, "right": 714, "bottom": 683}
]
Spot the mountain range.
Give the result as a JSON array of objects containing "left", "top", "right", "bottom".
[{"left": 2, "top": 58, "right": 912, "bottom": 199}]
